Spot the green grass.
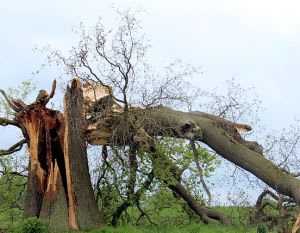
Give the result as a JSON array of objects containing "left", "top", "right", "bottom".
[
  {"left": 85, "top": 223, "right": 267, "bottom": 233},
  {"left": 0, "top": 207, "right": 279, "bottom": 233}
]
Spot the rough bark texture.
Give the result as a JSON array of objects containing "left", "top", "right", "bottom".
[
  {"left": 13, "top": 79, "right": 102, "bottom": 231},
  {"left": 64, "top": 79, "right": 103, "bottom": 229}
]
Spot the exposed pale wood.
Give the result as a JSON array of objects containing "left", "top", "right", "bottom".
[
  {"left": 13, "top": 79, "right": 102, "bottom": 231},
  {"left": 63, "top": 124, "right": 78, "bottom": 230},
  {"left": 83, "top": 81, "right": 110, "bottom": 106},
  {"left": 292, "top": 212, "right": 300, "bottom": 233},
  {"left": 5, "top": 78, "right": 300, "bottom": 230}
]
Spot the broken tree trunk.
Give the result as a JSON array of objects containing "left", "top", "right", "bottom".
[
  {"left": 19, "top": 103, "right": 69, "bottom": 232},
  {"left": 13, "top": 79, "right": 102, "bottom": 231},
  {"left": 64, "top": 79, "right": 103, "bottom": 229}
]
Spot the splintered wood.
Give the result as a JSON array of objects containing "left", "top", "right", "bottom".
[
  {"left": 83, "top": 81, "right": 110, "bottom": 107},
  {"left": 17, "top": 105, "right": 62, "bottom": 218},
  {"left": 14, "top": 79, "right": 102, "bottom": 231}
]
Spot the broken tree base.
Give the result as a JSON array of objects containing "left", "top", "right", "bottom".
[{"left": 18, "top": 80, "right": 102, "bottom": 231}]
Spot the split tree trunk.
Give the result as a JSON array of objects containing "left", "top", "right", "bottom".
[
  {"left": 17, "top": 79, "right": 102, "bottom": 231},
  {"left": 64, "top": 79, "right": 103, "bottom": 229},
  {"left": 20, "top": 105, "right": 70, "bottom": 232}
]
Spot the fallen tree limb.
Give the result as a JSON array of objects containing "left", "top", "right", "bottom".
[{"left": 86, "top": 105, "right": 300, "bottom": 205}]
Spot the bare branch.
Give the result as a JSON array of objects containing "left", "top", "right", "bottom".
[
  {"left": 280, "top": 167, "right": 300, "bottom": 177},
  {"left": 277, "top": 134, "right": 300, "bottom": 167},
  {"left": 0, "top": 89, "right": 20, "bottom": 112},
  {"left": 256, "top": 189, "right": 279, "bottom": 208},
  {"left": 0, "top": 139, "right": 27, "bottom": 156},
  {"left": 79, "top": 52, "right": 125, "bottom": 104},
  {"left": 190, "top": 140, "right": 212, "bottom": 206},
  {"left": 0, "top": 117, "right": 19, "bottom": 127},
  {"left": 0, "top": 170, "right": 28, "bottom": 178}
]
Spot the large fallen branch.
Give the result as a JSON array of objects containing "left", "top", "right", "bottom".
[{"left": 85, "top": 89, "right": 300, "bottom": 206}]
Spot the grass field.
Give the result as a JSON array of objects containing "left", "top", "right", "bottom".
[
  {"left": 0, "top": 208, "right": 277, "bottom": 233},
  {"left": 85, "top": 224, "right": 266, "bottom": 233}
]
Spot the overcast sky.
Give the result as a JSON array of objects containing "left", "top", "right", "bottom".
[
  {"left": 1, "top": 0, "right": 300, "bottom": 129},
  {"left": 1, "top": 0, "right": 300, "bottom": 203}
]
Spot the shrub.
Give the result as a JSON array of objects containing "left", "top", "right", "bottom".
[
  {"left": 257, "top": 224, "right": 267, "bottom": 233},
  {"left": 12, "top": 217, "right": 49, "bottom": 233}
]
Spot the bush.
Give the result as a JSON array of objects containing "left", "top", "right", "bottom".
[
  {"left": 12, "top": 217, "right": 49, "bottom": 233},
  {"left": 257, "top": 224, "right": 267, "bottom": 233}
]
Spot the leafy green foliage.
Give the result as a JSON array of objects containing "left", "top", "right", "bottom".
[
  {"left": 12, "top": 217, "right": 49, "bottom": 233},
  {"left": 98, "top": 183, "right": 124, "bottom": 224},
  {"left": 157, "top": 138, "right": 221, "bottom": 177},
  {"left": 0, "top": 209, "right": 22, "bottom": 231},
  {"left": 0, "top": 158, "right": 26, "bottom": 205},
  {"left": 155, "top": 138, "right": 220, "bottom": 201},
  {"left": 91, "top": 138, "right": 222, "bottom": 226},
  {"left": 0, "top": 79, "right": 36, "bottom": 117},
  {"left": 0, "top": 157, "right": 26, "bottom": 231},
  {"left": 257, "top": 224, "right": 267, "bottom": 233},
  {"left": 0, "top": 80, "right": 34, "bottom": 230}
]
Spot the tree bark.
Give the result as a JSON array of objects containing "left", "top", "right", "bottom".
[
  {"left": 64, "top": 79, "right": 103, "bottom": 229},
  {"left": 87, "top": 105, "right": 300, "bottom": 205},
  {"left": 14, "top": 79, "right": 102, "bottom": 231},
  {"left": 6, "top": 78, "right": 300, "bottom": 229},
  {"left": 19, "top": 104, "right": 70, "bottom": 232}
]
